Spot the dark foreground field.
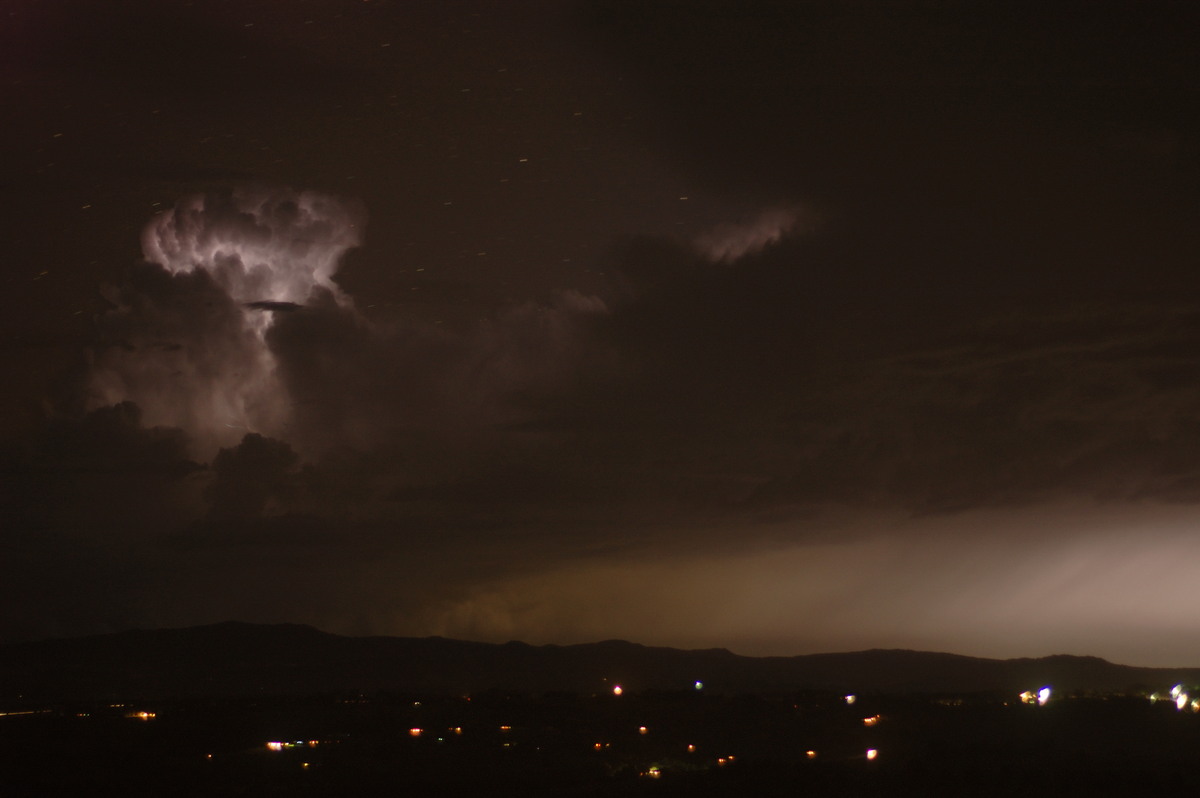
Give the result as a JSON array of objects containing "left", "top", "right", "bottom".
[{"left": 5, "top": 689, "right": 1200, "bottom": 796}]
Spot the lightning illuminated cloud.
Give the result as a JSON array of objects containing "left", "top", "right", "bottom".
[
  {"left": 693, "top": 205, "right": 810, "bottom": 263},
  {"left": 141, "top": 188, "right": 363, "bottom": 314},
  {"left": 87, "top": 188, "right": 365, "bottom": 455}
]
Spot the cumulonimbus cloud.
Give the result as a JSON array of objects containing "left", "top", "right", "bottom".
[
  {"left": 87, "top": 187, "right": 365, "bottom": 455},
  {"left": 142, "top": 187, "right": 364, "bottom": 307}
]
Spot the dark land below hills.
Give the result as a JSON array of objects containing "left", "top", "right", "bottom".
[{"left": 5, "top": 624, "right": 1200, "bottom": 796}]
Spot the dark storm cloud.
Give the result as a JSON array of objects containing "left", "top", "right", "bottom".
[
  {"left": 262, "top": 280, "right": 619, "bottom": 513},
  {"left": 69, "top": 184, "right": 622, "bottom": 522},
  {"left": 15, "top": 178, "right": 1196, "bottom": 651},
  {"left": 0, "top": 402, "right": 203, "bottom": 640},
  {"left": 206, "top": 434, "right": 300, "bottom": 521},
  {"left": 3, "top": 402, "right": 200, "bottom": 531},
  {"left": 8, "top": 0, "right": 1200, "bottom": 661},
  {"left": 483, "top": 234, "right": 1200, "bottom": 523},
  {"left": 263, "top": 288, "right": 464, "bottom": 458},
  {"left": 223, "top": 199, "right": 1200, "bottom": 532},
  {"left": 865, "top": 303, "right": 1200, "bottom": 509},
  {"left": 14, "top": 173, "right": 1200, "bottom": 647},
  {"left": 553, "top": 0, "right": 1200, "bottom": 524}
]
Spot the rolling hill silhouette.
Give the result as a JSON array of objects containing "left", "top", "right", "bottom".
[{"left": 4, "top": 622, "right": 1196, "bottom": 702}]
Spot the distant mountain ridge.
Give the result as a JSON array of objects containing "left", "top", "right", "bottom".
[{"left": 3, "top": 622, "right": 1197, "bottom": 702}]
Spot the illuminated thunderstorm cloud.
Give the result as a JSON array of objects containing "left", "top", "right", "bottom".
[
  {"left": 693, "top": 205, "right": 810, "bottom": 263},
  {"left": 87, "top": 188, "right": 365, "bottom": 455},
  {"left": 141, "top": 189, "right": 362, "bottom": 315}
]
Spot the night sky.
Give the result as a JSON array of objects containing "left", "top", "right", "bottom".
[{"left": 4, "top": 0, "right": 1200, "bottom": 666}]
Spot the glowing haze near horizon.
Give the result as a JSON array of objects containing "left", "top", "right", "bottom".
[{"left": 5, "top": 1, "right": 1200, "bottom": 667}]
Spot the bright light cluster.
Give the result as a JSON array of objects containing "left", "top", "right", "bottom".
[
  {"left": 267, "top": 739, "right": 322, "bottom": 751},
  {"left": 1162, "top": 684, "right": 1200, "bottom": 712},
  {"left": 1019, "top": 687, "right": 1052, "bottom": 706}
]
